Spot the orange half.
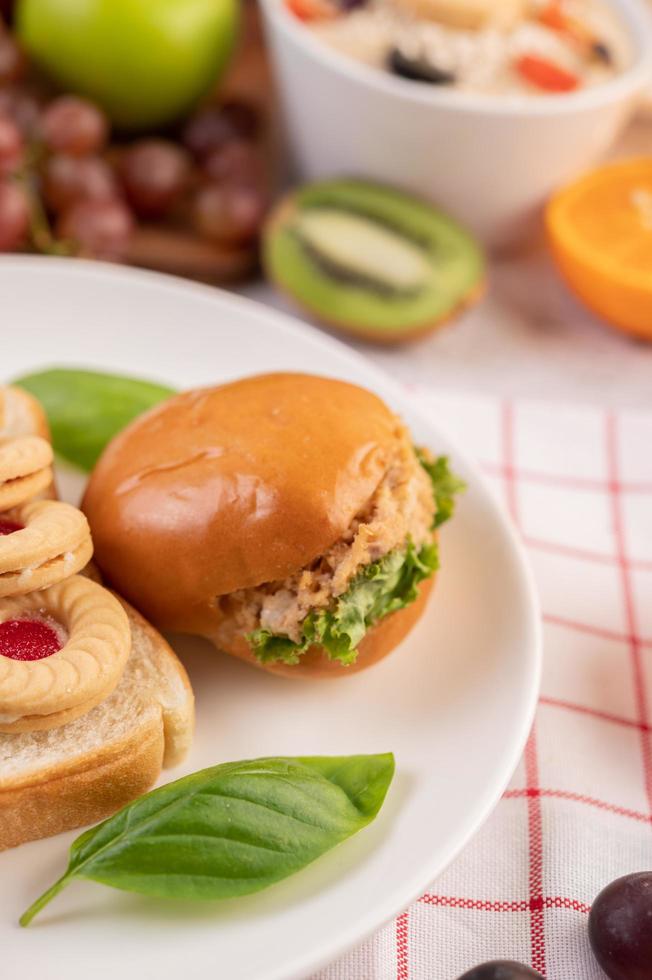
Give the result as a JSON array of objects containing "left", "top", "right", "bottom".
[{"left": 546, "top": 159, "right": 652, "bottom": 340}]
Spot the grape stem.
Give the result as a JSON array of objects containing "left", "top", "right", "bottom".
[{"left": 14, "top": 142, "right": 72, "bottom": 256}]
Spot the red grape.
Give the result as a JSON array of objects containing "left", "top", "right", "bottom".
[
  {"left": 119, "top": 139, "right": 190, "bottom": 219},
  {"left": 182, "top": 101, "right": 260, "bottom": 160},
  {"left": 57, "top": 198, "right": 134, "bottom": 260},
  {"left": 0, "top": 85, "right": 40, "bottom": 137},
  {"left": 193, "top": 181, "right": 266, "bottom": 245},
  {"left": 40, "top": 96, "right": 109, "bottom": 156},
  {"left": 203, "top": 140, "right": 263, "bottom": 186},
  {"left": 589, "top": 872, "right": 652, "bottom": 980},
  {"left": 456, "top": 964, "right": 543, "bottom": 979},
  {"left": 0, "top": 114, "right": 23, "bottom": 176},
  {"left": 0, "top": 32, "right": 25, "bottom": 83},
  {"left": 42, "top": 154, "right": 117, "bottom": 214},
  {"left": 220, "top": 101, "right": 260, "bottom": 140},
  {"left": 0, "top": 179, "right": 29, "bottom": 251}
]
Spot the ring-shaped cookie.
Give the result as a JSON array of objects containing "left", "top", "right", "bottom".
[
  {"left": 0, "top": 575, "right": 131, "bottom": 734},
  {"left": 0, "top": 386, "right": 50, "bottom": 442},
  {"left": 0, "top": 500, "right": 94, "bottom": 597},
  {"left": 0, "top": 437, "right": 54, "bottom": 511}
]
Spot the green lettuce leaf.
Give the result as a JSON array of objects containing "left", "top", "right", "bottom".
[
  {"left": 248, "top": 452, "right": 464, "bottom": 668},
  {"left": 416, "top": 450, "right": 466, "bottom": 528},
  {"left": 249, "top": 538, "right": 439, "bottom": 667}
]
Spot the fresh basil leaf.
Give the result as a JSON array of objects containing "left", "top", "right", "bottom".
[
  {"left": 13, "top": 368, "right": 175, "bottom": 472},
  {"left": 20, "top": 754, "right": 394, "bottom": 926},
  {"left": 249, "top": 539, "right": 438, "bottom": 667},
  {"left": 416, "top": 450, "right": 466, "bottom": 528}
]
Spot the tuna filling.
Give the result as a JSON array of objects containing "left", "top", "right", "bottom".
[{"left": 215, "top": 441, "right": 463, "bottom": 666}]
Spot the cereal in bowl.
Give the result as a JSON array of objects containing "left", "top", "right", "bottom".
[{"left": 290, "top": 0, "right": 632, "bottom": 95}]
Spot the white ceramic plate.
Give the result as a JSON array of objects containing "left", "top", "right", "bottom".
[{"left": 0, "top": 258, "right": 541, "bottom": 980}]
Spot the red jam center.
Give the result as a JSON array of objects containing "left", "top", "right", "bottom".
[
  {"left": 0, "top": 520, "right": 24, "bottom": 536},
  {"left": 0, "top": 619, "right": 63, "bottom": 661}
]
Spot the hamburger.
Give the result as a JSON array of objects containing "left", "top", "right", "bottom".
[{"left": 82, "top": 373, "right": 463, "bottom": 677}]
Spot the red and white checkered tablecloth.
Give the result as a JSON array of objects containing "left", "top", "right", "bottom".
[{"left": 316, "top": 387, "right": 652, "bottom": 980}]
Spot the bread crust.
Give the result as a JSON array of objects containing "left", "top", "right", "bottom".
[
  {"left": 215, "top": 575, "right": 434, "bottom": 678},
  {"left": 0, "top": 720, "right": 163, "bottom": 851},
  {"left": 122, "top": 599, "right": 195, "bottom": 767},
  {"left": 83, "top": 373, "right": 405, "bottom": 636},
  {"left": 0, "top": 599, "right": 194, "bottom": 850}
]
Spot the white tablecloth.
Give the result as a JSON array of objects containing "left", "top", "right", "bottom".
[{"left": 315, "top": 388, "right": 652, "bottom": 979}]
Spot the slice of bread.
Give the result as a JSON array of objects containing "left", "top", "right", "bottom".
[{"left": 0, "top": 600, "right": 194, "bottom": 851}]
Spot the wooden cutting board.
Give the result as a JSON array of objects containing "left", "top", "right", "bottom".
[{"left": 126, "top": 0, "right": 277, "bottom": 284}]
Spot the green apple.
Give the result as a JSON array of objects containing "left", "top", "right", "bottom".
[{"left": 16, "top": 0, "right": 240, "bottom": 130}]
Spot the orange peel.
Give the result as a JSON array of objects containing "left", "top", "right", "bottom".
[{"left": 547, "top": 158, "right": 652, "bottom": 340}]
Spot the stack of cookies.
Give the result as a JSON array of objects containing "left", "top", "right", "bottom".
[
  {"left": 0, "top": 384, "right": 131, "bottom": 735},
  {"left": 0, "top": 385, "right": 194, "bottom": 851}
]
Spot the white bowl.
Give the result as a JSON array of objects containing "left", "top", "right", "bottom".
[{"left": 259, "top": 0, "right": 652, "bottom": 246}]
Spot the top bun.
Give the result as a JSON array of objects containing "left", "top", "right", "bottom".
[{"left": 82, "top": 373, "right": 404, "bottom": 636}]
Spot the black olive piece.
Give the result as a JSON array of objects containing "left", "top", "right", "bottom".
[
  {"left": 456, "top": 963, "right": 543, "bottom": 980},
  {"left": 388, "top": 47, "right": 456, "bottom": 85},
  {"left": 339, "top": 0, "right": 368, "bottom": 10},
  {"left": 592, "top": 41, "right": 613, "bottom": 65}
]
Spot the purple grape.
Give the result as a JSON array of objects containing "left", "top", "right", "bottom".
[
  {"left": 192, "top": 180, "right": 266, "bottom": 245},
  {"left": 219, "top": 100, "right": 259, "bottom": 140},
  {"left": 0, "top": 114, "right": 23, "bottom": 176},
  {"left": 0, "top": 179, "right": 29, "bottom": 251},
  {"left": 0, "top": 31, "right": 25, "bottom": 83},
  {"left": 42, "top": 154, "right": 118, "bottom": 214},
  {"left": 40, "top": 96, "right": 108, "bottom": 156},
  {"left": 182, "top": 101, "right": 259, "bottom": 160},
  {"left": 118, "top": 139, "right": 190, "bottom": 219},
  {"left": 0, "top": 85, "right": 41, "bottom": 137},
  {"left": 57, "top": 198, "right": 134, "bottom": 260},
  {"left": 589, "top": 872, "right": 652, "bottom": 980},
  {"left": 202, "top": 140, "right": 263, "bottom": 186},
  {"left": 456, "top": 964, "right": 543, "bottom": 980}
]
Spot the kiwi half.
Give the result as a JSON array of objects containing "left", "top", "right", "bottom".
[{"left": 263, "top": 179, "right": 485, "bottom": 343}]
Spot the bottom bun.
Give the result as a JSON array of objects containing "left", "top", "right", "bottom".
[
  {"left": 215, "top": 576, "right": 435, "bottom": 679},
  {"left": 0, "top": 600, "right": 194, "bottom": 851}
]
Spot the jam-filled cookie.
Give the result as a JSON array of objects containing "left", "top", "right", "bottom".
[
  {"left": 0, "top": 575, "right": 131, "bottom": 734},
  {"left": 0, "top": 500, "right": 94, "bottom": 598},
  {"left": 0, "top": 437, "right": 54, "bottom": 511}
]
